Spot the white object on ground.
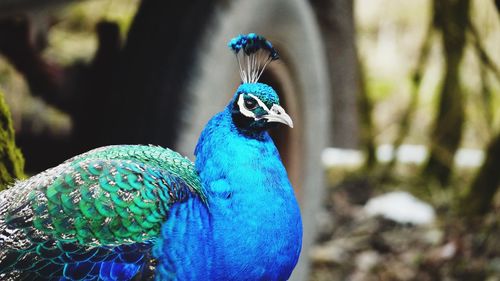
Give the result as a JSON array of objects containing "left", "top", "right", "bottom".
[
  {"left": 454, "top": 148, "right": 484, "bottom": 168},
  {"left": 322, "top": 144, "right": 484, "bottom": 168},
  {"left": 363, "top": 191, "right": 435, "bottom": 225},
  {"left": 321, "top": 147, "right": 364, "bottom": 167},
  {"left": 376, "top": 144, "right": 428, "bottom": 164}
]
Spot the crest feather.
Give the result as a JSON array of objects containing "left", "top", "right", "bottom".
[{"left": 228, "top": 33, "right": 279, "bottom": 84}]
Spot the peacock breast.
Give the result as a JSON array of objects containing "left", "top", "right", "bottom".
[{"left": 206, "top": 173, "right": 303, "bottom": 280}]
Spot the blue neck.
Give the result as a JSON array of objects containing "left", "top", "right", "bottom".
[{"left": 195, "top": 105, "right": 287, "bottom": 194}]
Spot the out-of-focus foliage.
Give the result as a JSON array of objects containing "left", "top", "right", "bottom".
[
  {"left": 311, "top": 0, "right": 500, "bottom": 280},
  {"left": 45, "top": 0, "right": 139, "bottom": 65},
  {"left": 0, "top": 0, "right": 138, "bottom": 145},
  {"left": 0, "top": 89, "right": 24, "bottom": 189},
  {"left": 357, "top": 0, "right": 500, "bottom": 149}
]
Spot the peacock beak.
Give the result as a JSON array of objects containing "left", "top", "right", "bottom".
[{"left": 263, "top": 104, "right": 294, "bottom": 128}]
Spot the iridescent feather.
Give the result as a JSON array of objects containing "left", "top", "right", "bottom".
[{"left": 0, "top": 145, "right": 204, "bottom": 280}]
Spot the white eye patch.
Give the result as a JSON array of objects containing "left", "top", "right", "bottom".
[{"left": 237, "top": 94, "right": 271, "bottom": 120}]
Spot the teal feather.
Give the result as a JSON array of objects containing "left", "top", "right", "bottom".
[{"left": 0, "top": 145, "right": 204, "bottom": 280}]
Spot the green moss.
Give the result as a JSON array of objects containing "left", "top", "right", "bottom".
[{"left": 0, "top": 89, "right": 24, "bottom": 190}]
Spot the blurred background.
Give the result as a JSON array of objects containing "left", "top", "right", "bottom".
[{"left": 0, "top": 0, "right": 499, "bottom": 280}]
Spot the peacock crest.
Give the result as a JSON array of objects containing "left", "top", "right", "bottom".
[{"left": 228, "top": 33, "right": 279, "bottom": 84}]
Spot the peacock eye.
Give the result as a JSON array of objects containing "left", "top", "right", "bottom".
[{"left": 244, "top": 97, "right": 258, "bottom": 110}]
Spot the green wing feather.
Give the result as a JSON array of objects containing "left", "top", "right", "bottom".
[{"left": 1, "top": 145, "right": 204, "bottom": 248}]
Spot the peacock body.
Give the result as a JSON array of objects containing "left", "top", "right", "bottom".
[{"left": 0, "top": 33, "right": 302, "bottom": 281}]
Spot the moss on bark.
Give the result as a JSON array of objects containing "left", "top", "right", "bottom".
[{"left": 0, "top": 90, "right": 24, "bottom": 190}]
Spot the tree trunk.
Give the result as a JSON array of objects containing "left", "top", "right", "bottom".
[
  {"left": 309, "top": 0, "right": 361, "bottom": 149},
  {"left": 357, "top": 60, "right": 376, "bottom": 169},
  {"left": 0, "top": 90, "right": 24, "bottom": 190},
  {"left": 382, "top": 23, "right": 434, "bottom": 178},
  {"left": 423, "top": 0, "right": 469, "bottom": 186},
  {"left": 461, "top": 132, "right": 500, "bottom": 216}
]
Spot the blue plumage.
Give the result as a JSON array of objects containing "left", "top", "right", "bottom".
[
  {"left": 0, "top": 33, "right": 302, "bottom": 280},
  {"left": 154, "top": 84, "right": 302, "bottom": 280}
]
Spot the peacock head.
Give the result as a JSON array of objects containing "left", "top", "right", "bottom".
[{"left": 228, "top": 33, "right": 293, "bottom": 132}]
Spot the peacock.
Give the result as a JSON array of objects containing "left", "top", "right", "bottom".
[{"left": 0, "top": 33, "right": 303, "bottom": 281}]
